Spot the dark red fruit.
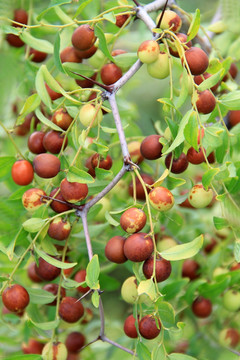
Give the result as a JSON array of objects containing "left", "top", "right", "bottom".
[
  {"left": 105, "top": 236, "right": 127, "bottom": 264},
  {"left": 2, "top": 284, "right": 29, "bottom": 312},
  {"left": 195, "top": 90, "right": 216, "bottom": 114},
  {"left": 223, "top": 63, "right": 238, "bottom": 82},
  {"left": 22, "top": 339, "right": 44, "bottom": 354},
  {"left": 143, "top": 255, "right": 172, "bottom": 282},
  {"left": 48, "top": 217, "right": 71, "bottom": 240},
  {"left": 182, "top": 259, "right": 200, "bottom": 280},
  {"left": 91, "top": 153, "right": 112, "bottom": 170},
  {"left": 11, "top": 160, "right": 34, "bottom": 186},
  {"left": 228, "top": 110, "right": 240, "bottom": 128},
  {"left": 43, "top": 283, "right": 66, "bottom": 306},
  {"left": 139, "top": 315, "right": 161, "bottom": 339},
  {"left": 192, "top": 296, "right": 212, "bottom": 318},
  {"left": 35, "top": 257, "right": 61, "bottom": 281},
  {"left": 184, "top": 47, "right": 209, "bottom": 75},
  {"left": 6, "top": 34, "right": 25, "bottom": 48},
  {"left": 140, "top": 135, "right": 163, "bottom": 160},
  {"left": 52, "top": 108, "right": 73, "bottom": 130},
  {"left": 76, "top": 73, "right": 97, "bottom": 88},
  {"left": 28, "top": 131, "right": 46, "bottom": 154},
  {"left": 207, "top": 151, "right": 215, "bottom": 164},
  {"left": 43, "top": 130, "right": 68, "bottom": 154},
  {"left": 85, "top": 155, "right": 96, "bottom": 177},
  {"left": 27, "top": 262, "right": 43, "bottom": 283},
  {"left": 15, "top": 112, "right": 39, "bottom": 136},
  {"left": 33, "top": 153, "right": 61, "bottom": 178},
  {"left": 187, "top": 147, "right": 205, "bottom": 165},
  {"left": 60, "top": 46, "right": 82, "bottom": 63},
  {"left": 169, "top": 33, "right": 192, "bottom": 57},
  {"left": 45, "top": 83, "right": 63, "bottom": 101},
  {"left": 72, "top": 25, "right": 96, "bottom": 51},
  {"left": 65, "top": 332, "right": 85, "bottom": 353},
  {"left": 204, "top": 238, "right": 217, "bottom": 254},
  {"left": 74, "top": 45, "right": 97, "bottom": 59},
  {"left": 49, "top": 188, "right": 72, "bottom": 213},
  {"left": 123, "top": 232, "right": 154, "bottom": 262},
  {"left": 194, "top": 73, "right": 219, "bottom": 92},
  {"left": 59, "top": 297, "right": 84, "bottom": 323},
  {"left": 74, "top": 270, "right": 90, "bottom": 294},
  {"left": 230, "top": 263, "right": 240, "bottom": 271},
  {"left": 128, "top": 173, "right": 154, "bottom": 201},
  {"left": 165, "top": 153, "right": 189, "bottom": 174},
  {"left": 115, "top": 14, "right": 130, "bottom": 27},
  {"left": 120, "top": 208, "right": 146, "bottom": 234},
  {"left": 12, "top": 9, "right": 28, "bottom": 26},
  {"left": 101, "top": 63, "right": 122, "bottom": 85},
  {"left": 124, "top": 314, "right": 138, "bottom": 338},
  {"left": 29, "top": 48, "right": 47, "bottom": 63},
  {"left": 60, "top": 178, "right": 88, "bottom": 203}
]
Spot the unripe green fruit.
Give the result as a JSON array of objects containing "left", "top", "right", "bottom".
[
  {"left": 121, "top": 276, "right": 138, "bottom": 304},
  {"left": 222, "top": 289, "right": 240, "bottom": 312},
  {"left": 79, "top": 104, "right": 103, "bottom": 127},
  {"left": 147, "top": 52, "right": 169, "bottom": 79},
  {"left": 137, "top": 40, "right": 160, "bottom": 64},
  {"left": 188, "top": 184, "right": 213, "bottom": 208},
  {"left": 42, "top": 342, "right": 67, "bottom": 360}
]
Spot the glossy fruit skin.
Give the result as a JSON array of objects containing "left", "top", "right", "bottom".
[
  {"left": 228, "top": 110, "right": 240, "bottom": 128},
  {"left": 219, "top": 328, "right": 240, "bottom": 348},
  {"left": 123, "top": 232, "right": 154, "bottom": 262},
  {"left": 2, "top": 284, "right": 30, "bottom": 312},
  {"left": 121, "top": 276, "right": 138, "bottom": 304},
  {"left": 79, "top": 104, "right": 103, "bottom": 127},
  {"left": 42, "top": 341, "right": 68, "bottom": 360},
  {"left": 22, "top": 188, "right": 46, "bottom": 211},
  {"left": 149, "top": 186, "right": 174, "bottom": 211},
  {"left": 128, "top": 141, "right": 144, "bottom": 164},
  {"left": 13, "top": 9, "right": 28, "bottom": 26},
  {"left": 147, "top": 52, "right": 169, "bottom": 79},
  {"left": 169, "top": 33, "right": 192, "bottom": 57},
  {"left": 59, "top": 297, "right": 84, "bottom": 323},
  {"left": 50, "top": 188, "right": 72, "bottom": 213},
  {"left": 137, "top": 40, "right": 160, "bottom": 64},
  {"left": 143, "top": 255, "right": 172, "bottom": 282},
  {"left": 22, "top": 339, "right": 44, "bottom": 354},
  {"left": 115, "top": 13, "right": 129, "bottom": 27},
  {"left": 48, "top": 217, "right": 71, "bottom": 240},
  {"left": 128, "top": 173, "right": 154, "bottom": 201},
  {"left": 60, "top": 46, "right": 82, "bottom": 63},
  {"left": 12, "top": 160, "right": 34, "bottom": 186},
  {"left": 194, "top": 73, "right": 219, "bottom": 92},
  {"left": 76, "top": 73, "right": 97, "bottom": 88},
  {"left": 27, "top": 262, "right": 43, "bottom": 283},
  {"left": 188, "top": 184, "right": 213, "bottom": 208},
  {"left": 187, "top": 147, "right": 205, "bottom": 164},
  {"left": 105, "top": 236, "right": 127, "bottom": 264},
  {"left": 120, "top": 208, "right": 147, "bottom": 234},
  {"left": 52, "top": 108, "right": 73, "bottom": 130},
  {"left": 60, "top": 178, "right": 88, "bottom": 203},
  {"left": 182, "top": 259, "right": 200, "bottom": 280},
  {"left": 222, "top": 289, "right": 240, "bottom": 312},
  {"left": 29, "top": 48, "right": 47, "bottom": 63},
  {"left": 35, "top": 257, "right": 61, "bottom": 281},
  {"left": 43, "top": 283, "right": 66, "bottom": 306},
  {"left": 33, "top": 153, "right": 61, "bottom": 178},
  {"left": 158, "top": 9, "right": 182, "bottom": 32},
  {"left": 6, "top": 33, "right": 25, "bottom": 47},
  {"left": 165, "top": 153, "right": 189, "bottom": 174},
  {"left": 28, "top": 131, "right": 46, "bottom": 154},
  {"left": 140, "top": 135, "right": 163, "bottom": 160},
  {"left": 184, "top": 47, "right": 209, "bottom": 75},
  {"left": 65, "top": 332, "right": 85, "bottom": 353},
  {"left": 74, "top": 45, "right": 97, "bottom": 59},
  {"left": 72, "top": 25, "right": 96, "bottom": 51},
  {"left": 195, "top": 90, "right": 216, "bottom": 114},
  {"left": 192, "top": 296, "right": 212, "bottom": 318},
  {"left": 74, "top": 269, "right": 90, "bottom": 294},
  {"left": 124, "top": 315, "right": 138, "bottom": 338},
  {"left": 43, "top": 131, "right": 68, "bottom": 154},
  {"left": 91, "top": 153, "right": 112, "bottom": 170},
  {"left": 15, "top": 112, "right": 39, "bottom": 136},
  {"left": 139, "top": 315, "right": 161, "bottom": 339},
  {"left": 45, "top": 83, "right": 63, "bottom": 101},
  {"left": 101, "top": 63, "right": 122, "bottom": 85}
]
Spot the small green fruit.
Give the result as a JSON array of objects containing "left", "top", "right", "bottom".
[
  {"left": 79, "top": 104, "right": 103, "bottom": 127},
  {"left": 188, "top": 184, "right": 213, "bottom": 208},
  {"left": 42, "top": 342, "right": 67, "bottom": 360},
  {"left": 137, "top": 40, "right": 160, "bottom": 64},
  {"left": 222, "top": 289, "right": 240, "bottom": 312},
  {"left": 147, "top": 52, "right": 169, "bottom": 79},
  {"left": 121, "top": 276, "right": 138, "bottom": 304}
]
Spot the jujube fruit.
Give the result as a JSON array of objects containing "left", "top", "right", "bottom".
[
  {"left": 91, "top": 153, "right": 112, "bottom": 170},
  {"left": 140, "top": 135, "right": 163, "bottom": 160},
  {"left": 22, "top": 339, "right": 44, "bottom": 354},
  {"left": 28, "top": 131, "right": 46, "bottom": 154},
  {"left": 45, "top": 83, "right": 63, "bottom": 101},
  {"left": 60, "top": 46, "right": 82, "bottom": 63},
  {"left": 6, "top": 34, "right": 25, "bottom": 48},
  {"left": 147, "top": 52, "right": 169, "bottom": 79},
  {"left": 123, "top": 232, "right": 154, "bottom": 262},
  {"left": 11, "top": 160, "right": 34, "bottom": 186},
  {"left": 33, "top": 153, "right": 61, "bottom": 178},
  {"left": 2, "top": 284, "right": 29, "bottom": 312},
  {"left": 149, "top": 186, "right": 174, "bottom": 211},
  {"left": 219, "top": 328, "right": 240, "bottom": 348},
  {"left": 139, "top": 315, "right": 161, "bottom": 339},
  {"left": 42, "top": 342, "right": 68, "bottom": 360},
  {"left": 72, "top": 25, "right": 96, "bottom": 51},
  {"left": 60, "top": 178, "right": 88, "bottom": 203},
  {"left": 101, "top": 63, "right": 122, "bottom": 85},
  {"left": 59, "top": 297, "right": 84, "bottom": 323},
  {"left": 65, "top": 332, "right": 85, "bottom": 353},
  {"left": 165, "top": 153, "right": 189, "bottom": 174},
  {"left": 137, "top": 40, "right": 160, "bottom": 64},
  {"left": 115, "top": 13, "right": 130, "bottom": 28},
  {"left": 194, "top": 73, "right": 219, "bottom": 92},
  {"left": 29, "top": 48, "right": 47, "bottom": 63},
  {"left": 35, "top": 257, "right": 61, "bottom": 281},
  {"left": 43, "top": 283, "right": 66, "bottom": 306},
  {"left": 27, "top": 262, "right": 43, "bottom": 283},
  {"left": 120, "top": 207, "right": 147, "bottom": 234},
  {"left": 74, "top": 45, "right": 97, "bottom": 59},
  {"left": 169, "top": 33, "right": 192, "bottom": 57},
  {"left": 48, "top": 217, "right": 71, "bottom": 240},
  {"left": 49, "top": 188, "right": 72, "bottom": 213},
  {"left": 157, "top": 9, "right": 182, "bottom": 32},
  {"left": 121, "top": 276, "right": 138, "bottom": 304},
  {"left": 192, "top": 296, "right": 212, "bottom": 318},
  {"left": 74, "top": 270, "right": 90, "bottom": 294},
  {"left": 228, "top": 110, "right": 240, "bottom": 128},
  {"left": 105, "top": 236, "right": 127, "bottom": 264},
  {"left": 222, "top": 63, "right": 238, "bottom": 82},
  {"left": 184, "top": 47, "right": 209, "bottom": 75},
  {"left": 43, "top": 130, "right": 68, "bottom": 154},
  {"left": 222, "top": 289, "right": 240, "bottom": 312},
  {"left": 182, "top": 259, "right": 200, "bottom": 280},
  {"left": 128, "top": 173, "right": 154, "bottom": 201},
  {"left": 194, "top": 90, "right": 216, "bottom": 114},
  {"left": 143, "top": 255, "right": 172, "bottom": 282},
  {"left": 79, "top": 104, "right": 103, "bottom": 127},
  {"left": 187, "top": 147, "right": 205, "bottom": 165},
  {"left": 76, "top": 73, "right": 97, "bottom": 88},
  {"left": 124, "top": 314, "right": 139, "bottom": 338},
  {"left": 22, "top": 188, "right": 46, "bottom": 211},
  {"left": 52, "top": 108, "right": 73, "bottom": 130},
  {"left": 13, "top": 9, "right": 28, "bottom": 26},
  {"left": 188, "top": 184, "right": 213, "bottom": 208}
]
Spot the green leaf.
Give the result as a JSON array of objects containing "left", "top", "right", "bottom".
[
  {"left": 114, "top": 52, "right": 138, "bottom": 69},
  {"left": 26, "top": 287, "right": 56, "bottom": 304},
  {"left": 203, "top": 126, "right": 224, "bottom": 149},
  {"left": 183, "top": 111, "right": 198, "bottom": 149},
  {"left": 20, "top": 31, "right": 53, "bottom": 53},
  {"left": 37, "top": 1, "right": 72, "bottom": 20},
  {"left": 105, "top": 211, "right": 119, "bottom": 226},
  {"left": 213, "top": 216, "right": 229, "bottom": 230},
  {"left": 54, "top": 32, "right": 64, "bottom": 73},
  {"left": 138, "top": 279, "right": 157, "bottom": 301},
  {"left": 95, "top": 167, "right": 112, "bottom": 180},
  {"left": 5, "top": 355, "right": 42, "bottom": 360},
  {"left": 91, "top": 290, "right": 100, "bottom": 308},
  {"left": 63, "top": 62, "right": 94, "bottom": 79},
  {"left": 198, "top": 277, "right": 230, "bottom": 300},
  {"left": 17, "top": 94, "right": 41, "bottom": 125},
  {"left": 35, "top": 66, "right": 52, "bottom": 109},
  {"left": 166, "top": 176, "right": 186, "bottom": 190},
  {"left": 234, "top": 242, "right": 240, "bottom": 262},
  {"left": 95, "top": 25, "right": 114, "bottom": 62},
  {"left": 157, "top": 301, "right": 175, "bottom": 329},
  {"left": 99, "top": 273, "right": 120, "bottom": 291},
  {"left": 30, "top": 318, "right": 60, "bottom": 330},
  {"left": 220, "top": 91, "right": 240, "bottom": 110},
  {"left": 0, "top": 157, "right": 15, "bottom": 179},
  {"left": 202, "top": 168, "right": 220, "bottom": 189},
  {"left": 67, "top": 166, "right": 95, "bottom": 183},
  {"left": 137, "top": 342, "right": 151, "bottom": 360},
  {"left": 160, "top": 235, "right": 203, "bottom": 261},
  {"left": 23, "top": 218, "right": 46, "bottom": 233},
  {"left": 197, "top": 70, "right": 223, "bottom": 91},
  {"left": 187, "top": 8, "right": 201, "bottom": 41},
  {"left": 175, "top": 69, "right": 189, "bottom": 109},
  {"left": 168, "top": 354, "right": 197, "bottom": 360},
  {"left": 35, "top": 108, "right": 63, "bottom": 131},
  {"left": 161, "top": 279, "right": 189, "bottom": 301},
  {"left": 151, "top": 344, "right": 166, "bottom": 360},
  {"left": 62, "top": 278, "right": 82, "bottom": 289},
  {"left": 185, "top": 279, "right": 206, "bottom": 304},
  {"left": 34, "top": 247, "right": 77, "bottom": 269},
  {"left": 73, "top": 0, "right": 94, "bottom": 19},
  {"left": 86, "top": 254, "right": 100, "bottom": 289}
]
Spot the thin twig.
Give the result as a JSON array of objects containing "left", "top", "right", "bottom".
[{"left": 102, "top": 336, "right": 136, "bottom": 356}]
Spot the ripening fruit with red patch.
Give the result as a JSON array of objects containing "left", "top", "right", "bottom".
[
  {"left": 139, "top": 315, "right": 161, "bottom": 339},
  {"left": 29, "top": 48, "right": 47, "bottom": 63},
  {"left": 28, "top": 131, "right": 46, "bottom": 154},
  {"left": 192, "top": 296, "right": 212, "bottom": 318},
  {"left": 128, "top": 173, "right": 154, "bottom": 201},
  {"left": 2, "top": 284, "right": 29, "bottom": 312},
  {"left": 91, "top": 153, "right": 112, "bottom": 170},
  {"left": 128, "top": 141, "right": 144, "bottom": 164},
  {"left": 188, "top": 184, "right": 213, "bottom": 208},
  {"left": 143, "top": 255, "right": 172, "bottom": 282},
  {"left": 11, "top": 160, "right": 34, "bottom": 186},
  {"left": 74, "top": 270, "right": 90, "bottom": 294},
  {"left": 123, "top": 232, "right": 154, "bottom": 262},
  {"left": 105, "top": 236, "right": 127, "bottom": 264},
  {"left": 124, "top": 314, "right": 139, "bottom": 338},
  {"left": 165, "top": 153, "right": 189, "bottom": 174},
  {"left": 59, "top": 297, "right": 84, "bottom": 323},
  {"left": 147, "top": 52, "right": 169, "bottom": 79},
  {"left": 35, "top": 257, "right": 61, "bottom": 281},
  {"left": 157, "top": 9, "right": 182, "bottom": 32},
  {"left": 115, "top": 13, "right": 130, "bottom": 27},
  {"left": 22, "top": 339, "right": 44, "bottom": 354},
  {"left": 219, "top": 328, "right": 240, "bottom": 348},
  {"left": 194, "top": 90, "right": 216, "bottom": 114},
  {"left": 169, "top": 33, "right": 192, "bottom": 57},
  {"left": 60, "top": 46, "right": 82, "bottom": 63},
  {"left": 33, "top": 153, "right": 61, "bottom": 178},
  {"left": 43, "top": 283, "right": 66, "bottom": 306},
  {"left": 182, "top": 259, "right": 200, "bottom": 280},
  {"left": 194, "top": 73, "right": 219, "bottom": 92},
  {"left": 65, "top": 332, "right": 85, "bottom": 353},
  {"left": 43, "top": 130, "right": 68, "bottom": 154},
  {"left": 187, "top": 147, "right": 205, "bottom": 165},
  {"left": 137, "top": 40, "right": 160, "bottom": 64},
  {"left": 184, "top": 47, "right": 209, "bottom": 75},
  {"left": 149, "top": 186, "right": 174, "bottom": 212},
  {"left": 121, "top": 276, "right": 138, "bottom": 304},
  {"left": 22, "top": 188, "right": 46, "bottom": 211},
  {"left": 45, "top": 83, "right": 63, "bottom": 101},
  {"left": 101, "top": 63, "right": 122, "bottom": 85},
  {"left": 48, "top": 217, "right": 71, "bottom": 240},
  {"left": 79, "top": 103, "right": 103, "bottom": 127},
  {"left": 52, "top": 108, "right": 73, "bottom": 130},
  {"left": 49, "top": 188, "right": 72, "bottom": 213},
  {"left": 74, "top": 45, "right": 97, "bottom": 59},
  {"left": 222, "top": 63, "right": 238, "bottom": 82},
  {"left": 230, "top": 262, "right": 240, "bottom": 271},
  {"left": 42, "top": 342, "right": 67, "bottom": 360},
  {"left": 27, "top": 262, "right": 43, "bottom": 283},
  {"left": 120, "top": 208, "right": 147, "bottom": 234},
  {"left": 228, "top": 110, "right": 240, "bottom": 128},
  {"left": 72, "top": 25, "right": 96, "bottom": 51},
  {"left": 60, "top": 178, "right": 88, "bottom": 203},
  {"left": 140, "top": 135, "right": 163, "bottom": 160}
]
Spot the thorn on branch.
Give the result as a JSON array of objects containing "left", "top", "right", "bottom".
[
  {"left": 124, "top": 157, "right": 140, "bottom": 171},
  {"left": 70, "top": 71, "right": 113, "bottom": 92},
  {"left": 156, "top": 0, "right": 169, "bottom": 29},
  {"left": 76, "top": 288, "right": 93, "bottom": 302},
  {"left": 132, "top": 0, "right": 141, "bottom": 6}
]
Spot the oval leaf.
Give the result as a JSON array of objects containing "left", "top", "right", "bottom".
[
  {"left": 26, "top": 287, "right": 56, "bottom": 304},
  {"left": 34, "top": 247, "right": 77, "bottom": 269},
  {"left": 23, "top": 218, "right": 46, "bottom": 233},
  {"left": 160, "top": 235, "right": 204, "bottom": 261}
]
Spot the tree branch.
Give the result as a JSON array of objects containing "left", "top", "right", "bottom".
[{"left": 101, "top": 336, "right": 136, "bottom": 356}]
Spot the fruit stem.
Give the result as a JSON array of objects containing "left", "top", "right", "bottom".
[{"left": 0, "top": 121, "right": 26, "bottom": 160}]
